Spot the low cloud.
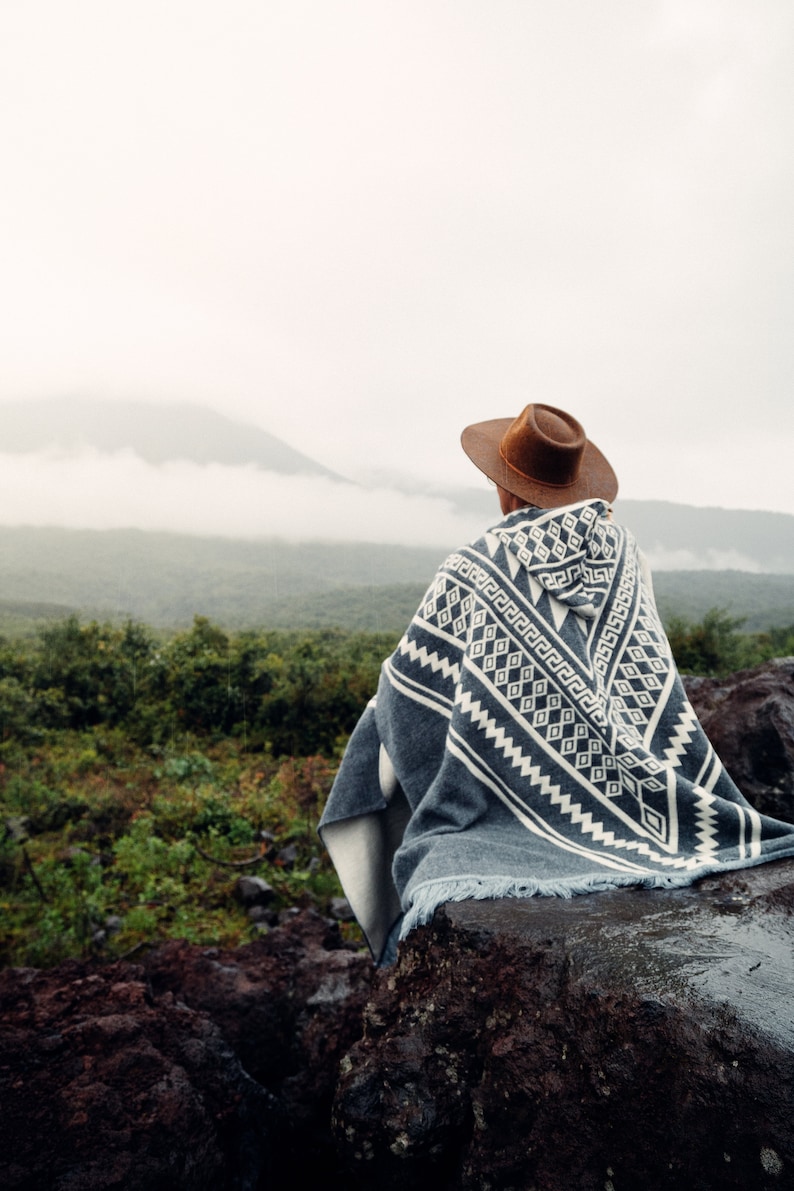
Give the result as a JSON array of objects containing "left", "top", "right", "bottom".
[
  {"left": 0, "top": 449, "right": 488, "bottom": 548},
  {"left": 643, "top": 546, "right": 763, "bottom": 573},
  {"left": 0, "top": 449, "right": 773, "bottom": 572}
]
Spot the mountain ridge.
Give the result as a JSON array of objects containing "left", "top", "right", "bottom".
[{"left": 0, "top": 397, "right": 345, "bottom": 479}]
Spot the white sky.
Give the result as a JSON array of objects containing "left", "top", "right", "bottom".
[{"left": 1, "top": 0, "right": 793, "bottom": 524}]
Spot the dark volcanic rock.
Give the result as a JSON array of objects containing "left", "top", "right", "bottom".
[
  {"left": 234, "top": 874, "right": 276, "bottom": 908},
  {"left": 332, "top": 860, "right": 794, "bottom": 1191},
  {"left": 684, "top": 657, "right": 794, "bottom": 822},
  {"left": 142, "top": 909, "right": 374, "bottom": 1181},
  {"left": 0, "top": 959, "right": 276, "bottom": 1190},
  {"left": 0, "top": 910, "right": 373, "bottom": 1190}
]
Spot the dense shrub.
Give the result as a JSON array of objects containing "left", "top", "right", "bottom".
[
  {"left": 0, "top": 616, "right": 396, "bottom": 755},
  {"left": 665, "top": 607, "right": 794, "bottom": 677}
]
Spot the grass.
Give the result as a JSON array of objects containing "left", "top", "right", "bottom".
[{"left": 0, "top": 731, "right": 355, "bottom": 968}]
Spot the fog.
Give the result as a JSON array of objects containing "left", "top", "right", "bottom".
[
  {"left": 0, "top": 449, "right": 487, "bottom": 547},
  {"left": 0, "top": 446, "right": 782, "bottom": 572}
]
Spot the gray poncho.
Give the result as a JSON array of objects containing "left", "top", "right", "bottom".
[{"left": 320, "top": 499, "right": 794, "bottom": 962}]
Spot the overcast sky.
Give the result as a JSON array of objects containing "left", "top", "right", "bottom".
[{"left": 1, "top": 0, "right": 793, "bottom": 536}]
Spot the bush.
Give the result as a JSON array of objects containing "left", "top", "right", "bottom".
[
  {"left": 665, "top": 607, "right": 794, "bottom": 677},
  {"left": 665, "top": 608, "right": 747, "bottom": 677},
  {"left": 0, "top": 732, "right": 349, "bottom": 967}
]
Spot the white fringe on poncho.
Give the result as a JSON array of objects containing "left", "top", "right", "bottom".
[{"left": 320, "top": 500, "right": 794, "bottom": 962}]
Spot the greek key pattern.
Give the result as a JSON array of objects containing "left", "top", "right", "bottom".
[{"left": 404, "top": 514, "right": 693, "bottom": 849}]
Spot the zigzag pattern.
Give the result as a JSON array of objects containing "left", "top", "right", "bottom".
[
  {"left": 693, "top": 787, "right": 720, "bottom": 856},
  {"left": 456, "top": 689, "right": 700, "bottom": 870},
  {"left": 663, "top": 704, "right": 700, "bottom": 770},
  {"left": 399, "top": 635, "right": 461, "bottom": 685},
  {"left": 458, "top": 688, "right": 551, "bottom": 783}
]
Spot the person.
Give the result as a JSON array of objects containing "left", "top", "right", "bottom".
[{"left": 319, "top": 403, "right": 794, "bottom": 965}]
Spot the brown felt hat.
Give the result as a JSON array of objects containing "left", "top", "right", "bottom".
[{"left": 461, "top": 403, "right": 618, "bottom": 509}]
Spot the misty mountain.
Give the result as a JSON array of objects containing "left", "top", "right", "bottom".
[
  {"left": 615, "top": 501, "right": 794, "bottom": 575},
  {"left": 0, "top": 397, "right": 344, "bottom": 479},
  {"left": 0, "top": 526, "right": 443, "bottom": 630},
  {"left": 0, "top": 398, "right": 791, "bottom": 573}
]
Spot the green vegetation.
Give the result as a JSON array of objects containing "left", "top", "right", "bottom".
[
  {"left": 0, "top": 618, "right": 398, "bottom": 968},
  {"left": 0, "top": 614, "right": 395, "bottom": 753},
  {"left": 0, "top": 738, "right": 346, "bottom": 968},
  {"left": 666, "top": 608, "right": 794, "bottom": 676},
  {"left": 1, "top": 607, "right": 792, "bottom": 969}
]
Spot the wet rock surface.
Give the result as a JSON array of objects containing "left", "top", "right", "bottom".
[
  {"left": 333, "top": 859, "right": 794, "bottom": 1191},
  {"left": 685, "top": 657, "right": 794, "bottom": 822}
]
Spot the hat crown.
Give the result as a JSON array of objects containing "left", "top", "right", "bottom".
[
  {"left": 500, "top": 404, "right": 586, "bottom": 488},
  {"left": 460, "top": 401, "right": 617, "bottom": 508}
]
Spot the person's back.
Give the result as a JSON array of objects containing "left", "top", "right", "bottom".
[{"left": 320, "top": 404, "right": 794, "bottom": 964}]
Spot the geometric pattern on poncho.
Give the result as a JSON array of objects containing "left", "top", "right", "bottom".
[
  {"left": 412, "top": 506, "right": 682, "bottom": 853},
  {"left": 320, "top": 499, "right": 794, "bottom": 953}
]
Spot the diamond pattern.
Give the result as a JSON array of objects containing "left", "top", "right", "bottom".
[{"left": 403, "top": 506, "right": 689, "bottom": 846}]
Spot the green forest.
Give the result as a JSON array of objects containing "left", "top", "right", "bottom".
[{"left": 1, "top": 610, "right": 792, "bottom": 970}]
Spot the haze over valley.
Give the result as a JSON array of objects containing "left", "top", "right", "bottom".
[{"left": 0, "top": 398, "right": 791, "bottom": 571}]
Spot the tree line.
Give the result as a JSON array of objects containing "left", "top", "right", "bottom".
[
  {"left": 0, "top": 616, "right": 396, "bottom": 757},
  {"left": 0, "top": 610, "right": 792, "bottom": 758},
  {"left": 665, "top": 608, "right": 794, "bottom": 678}
]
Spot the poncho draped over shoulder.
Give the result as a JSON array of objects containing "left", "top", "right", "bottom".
[{"left": 320, "top": 499, "right": 794, "bottom": 962}]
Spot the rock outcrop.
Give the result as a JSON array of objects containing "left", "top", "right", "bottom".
[
  {"left": 333, "top": 860, "right": 794, "bottom": 1191},
  {"left": 0, "top": 910, "right": 373, "bottom": 1190},
  {"left": 684, "top": 657, "right": 794, "bottom": 822},
  {"left": 142, "top": 909, "right": 373, "bottom": 1181},
  {"left": 0, "top": 958, "right": 277, "bottom": 1190}
]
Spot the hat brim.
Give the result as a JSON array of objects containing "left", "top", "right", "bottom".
[{"left": 461, "top": 417, "right": 618, "bottom": 508}]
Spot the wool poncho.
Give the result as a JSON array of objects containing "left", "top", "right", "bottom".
[{"left": 320, "top": 499, "right": 794, "bottom": 962}]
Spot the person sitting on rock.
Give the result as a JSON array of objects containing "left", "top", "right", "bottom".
[{"left": 320, "top": 404, "right": 794, "bottom": 965}]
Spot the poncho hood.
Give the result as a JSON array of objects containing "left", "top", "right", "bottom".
[{"left": 490, "top": 499, "right": 615, "bottom": 618}]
